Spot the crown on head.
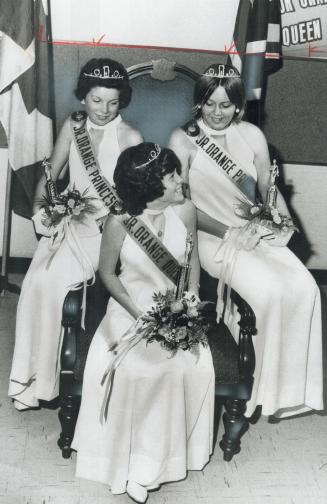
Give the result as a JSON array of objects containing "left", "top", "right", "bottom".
[
  {"left": 135, "top": 144, "right": 161, "bottom": 169},
  {"left": 203, "top": 65, "right": 239, "bottom": 79},
  {"left": 84, "top": 65, "right": 124, "bottom": 79}
]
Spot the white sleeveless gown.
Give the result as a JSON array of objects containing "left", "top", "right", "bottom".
[
  {"left": 72, "top": 206, "right": 215, "bottom": 493},
  {"left": 189, "top": 120, "right": 323, "bottom": 418},
  {"left": 8, "top": 115, "right": 123, "bottom": 409}
]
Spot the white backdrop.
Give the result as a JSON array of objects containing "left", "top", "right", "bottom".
[{"left": 50, "top": 0, "right": 239, "bottom": 51}]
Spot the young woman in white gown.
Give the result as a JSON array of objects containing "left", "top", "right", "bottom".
[
  {"left": 168, "top": 63, "right": 323, "bottom": 419},
  {"left": 8, "top": 58, "right": 142, "bottom": 410},
  {"left": 72, "top": 143, "right": 215, "bottom": 503}
]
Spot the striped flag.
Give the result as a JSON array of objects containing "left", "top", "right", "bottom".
[
  {"left": 228, "top": 0, "right": 282, "bottom": 101},
  {"left": 0, "top": 0, "right": 53, "bottom": 218}
]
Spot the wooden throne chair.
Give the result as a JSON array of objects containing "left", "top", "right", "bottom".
[{"left": 57, "top": 59, "right": 257, "bottom": 462}]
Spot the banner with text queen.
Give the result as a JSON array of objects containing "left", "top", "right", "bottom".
[{"left": 281, "top": 0, "right": 327, "bottom": 59}]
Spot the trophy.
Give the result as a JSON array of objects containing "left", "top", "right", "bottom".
[
  {"left": 266, "top": 159, "right": 279, "bottom": 209},
  {"left": 257, "top": 159, "right": 296, "bottom": 245},
  {"left": 175, "top": 232, "right": 194, "bottom": 300},
  {"left": 42, "top": 157, "right": 58, "bottom": 204},
  {"left": 262, "top": 159, "right": 282, "bottom": 224}
]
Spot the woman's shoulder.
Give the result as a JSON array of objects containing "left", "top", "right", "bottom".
[
  {"left": 235, "top": 120, "right": 267, "bottom": 150},
  {"left": 169, "top": 125, "right": 193, "bottom": 145},
  {"left": 168, "top": 125, "right": 197, "bottom": 161},
  {"left": 236, "top": 120, "right": 266, "bottom": 140},
  {"left": 171, "top": 199, "right": 196, "bottom": 226},
  {"left": 103, "top": 212, "right": 127, "bottom": 238},
  {"left": 118, "top": 119, "right": 143, "bottom": 146},
  {"left": 59, "top": 115, "right": 75, "bottom": 139}
]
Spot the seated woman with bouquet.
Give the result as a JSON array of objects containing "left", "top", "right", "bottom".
[
  {"left": 8, "top": 58, "right": 142, "bottom": 410},
  {"left": 168, "top": 63, "right": 323, "bottom": 419},
  {"left": 72, "top": 143, "right": 215, "bottom": 503}
]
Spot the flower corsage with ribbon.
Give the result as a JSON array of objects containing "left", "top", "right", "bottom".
[
  {"left": 39, "top": 158, "right": 98, "bottom": 234},
  {"left": 139, "top": 290, "right": 214, "bottom": 357},
  {"left": 234, "top": 159, "right": 298, "bottom": 247},
  {"left": 40, "top": 187, "right": 98, "bottom": 230}
]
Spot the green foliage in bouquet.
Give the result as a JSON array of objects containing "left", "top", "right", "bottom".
[{"left": 139, "top": 290, "right": 216, "bottom": 358}]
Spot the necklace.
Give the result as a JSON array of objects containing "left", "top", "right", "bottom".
[{"left": 143, "top": 208, "right": 166, "bottom": 238}]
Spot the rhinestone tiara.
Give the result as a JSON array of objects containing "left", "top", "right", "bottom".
[
  {"left": 203, "top": 65, "right": 239, "bottom": 79},
  {"left": 135, "top": 144, "right": 161, "bottom": 169},
  {"left": 83, "top": 65, "right": 124, "bottom": 79}
]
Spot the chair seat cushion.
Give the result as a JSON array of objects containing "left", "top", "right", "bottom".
[{"left": 207, "top": 322, "right": 239, "bottom": 385}]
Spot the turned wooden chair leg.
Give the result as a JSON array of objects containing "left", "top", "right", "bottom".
[
  {"left": 219, "top": 398, "right": 249, "bottom": 461},
  {"left": 57, "top": 394, "right": 81, "bottom": 458}
]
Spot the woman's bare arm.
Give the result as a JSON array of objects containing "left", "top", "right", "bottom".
[{"left": 99, "top": 215, "right": 142, "bottom": 320}]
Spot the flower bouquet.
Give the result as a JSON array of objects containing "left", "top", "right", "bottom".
[
  {"left": 234, "top": 160, "right": 297, "bottom": 247},
  {"left": 40, "top": 187, "right": 98, "bottom": 229},
  {"left": 139, "top": 290, "right": 215, "bottom": 357},
  {"left": 137, "top": 233, "right": 215, "bottom": 357},
  {"left": 38, "top": 157, "right": 98, "bottom": 232}
]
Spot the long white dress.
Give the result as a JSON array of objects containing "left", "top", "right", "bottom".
[
  {"left": 188, "top": 119, "right": 323, "bottom": 418},
  {"left": 72, "top": 206, "right": 215, "bottom": 493},
  {"left": 8, "top": 115, "right": 124, "bottom": 409}
]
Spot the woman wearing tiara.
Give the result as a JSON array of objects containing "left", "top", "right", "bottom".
[
  {"left": 168, "top": 63, "right": 323, "bottom": 419},
  {"left": 9, "top": 58, "right": 142, "bottom": 410},
  {"left": 72, "top": 143, "right": 215, "bottom": 503}
]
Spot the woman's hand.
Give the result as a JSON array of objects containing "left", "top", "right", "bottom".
[
  {"left": 235, "top": 223, "right": 261, "bottom": 251},
  {"left": 133, "top": 306, "right": 144, "bottom": 321},
  {"left": 31, "top": 208, "right": 52, "bottom": 237},
  {"left": 223, "top": 223, "right": 260, "bottom": 252}
]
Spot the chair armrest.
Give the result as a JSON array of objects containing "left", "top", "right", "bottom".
[
  {"left": 61, "top": 288, "right": 83, "bottom": 373},
  {"left": 231, "top": 290, "right": 257, "bottom": 380}
]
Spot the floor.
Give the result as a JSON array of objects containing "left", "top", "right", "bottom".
[{"left": 0, "top": 275, "right": 326, "bottom": 504}]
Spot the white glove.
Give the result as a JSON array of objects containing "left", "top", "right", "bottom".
[{"left": 32, "top": 208, "right": 52, "bottom": 237}]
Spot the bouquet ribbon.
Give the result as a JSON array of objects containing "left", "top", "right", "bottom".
[
  {"left": 216, "top": 228, "right": 240, "bottom": 322},
  {"left": 46, "top": 216, "right": 96, "bottom": 329},
  {"left": 215, "top": 224, "right": 257, "bottom": 322},
  {"left": 100, "top": 319, "right": 144, "bottom": 423}
]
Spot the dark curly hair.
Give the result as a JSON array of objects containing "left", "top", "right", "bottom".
[
  {"left": 114, "top": 143, "right": 181, "bottom": 216},
  {"left": 74, "top": 58, "right": 132, "bottom": 108},
  {"left": 194, "top": 63, "right": 246, "bottom": 122}
]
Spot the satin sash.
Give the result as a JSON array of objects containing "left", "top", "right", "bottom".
[{"left": 183, "top": 121, "right": 256, "bottom": 203}]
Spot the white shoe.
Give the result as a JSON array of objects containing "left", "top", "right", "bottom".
[{"left": 126, "top": 480, "right": 148, "bottom": 503}]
